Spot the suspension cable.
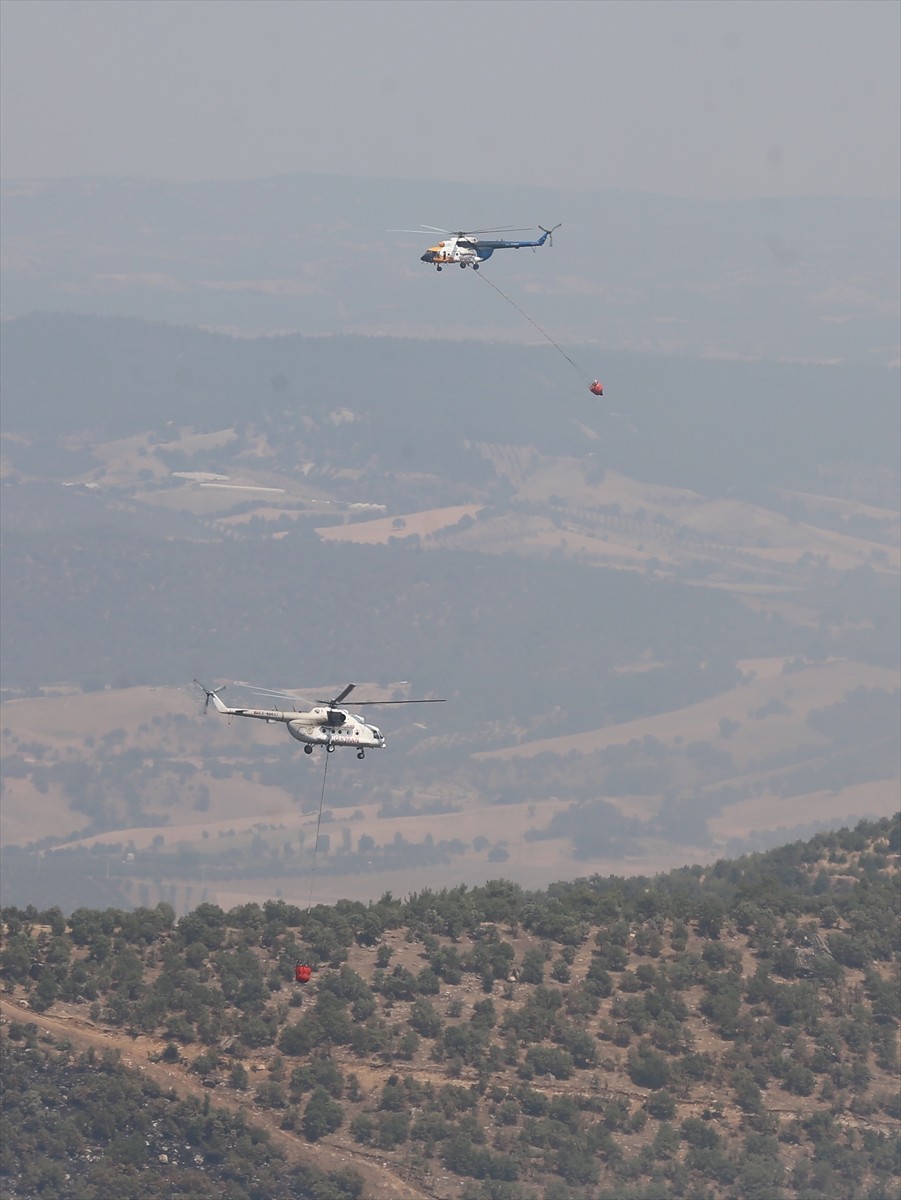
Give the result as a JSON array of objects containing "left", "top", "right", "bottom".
[
  {"left": 475, "top": 270, "right": 583, "bottom": 374},
  {"left": 306, "top": 748, "right": 330, "bottom": 910}
]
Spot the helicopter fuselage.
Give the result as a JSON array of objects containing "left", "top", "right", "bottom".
[
  {"left": 194, "top": 679, "right": 444, "bottom": 758},
  {"left": 420, "top": 225, "right": 558, "bottom": 270},
  {"left": 287, "top": 712, "right": 385, "bottom": 751},
  {"left": 205, "top": 692, "right": 385, "bottom": 753},
  {"left": 420, "top": 237, "right": 491, "bottom": 268}
]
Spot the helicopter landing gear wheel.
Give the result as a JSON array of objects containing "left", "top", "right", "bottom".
[
  {"left": 436, "top": 266, "right": 442, "bottom": 272},
  {"left": 304, "top": 744, "right": 314, "bottom": 754},
  {"left": 473, "top": 264, "right": 479, "bottom": 270},
  {"left": 327, "top": 743, "right": 335, "bottom": 753},
  {"left": 459, "top": 262, "right": 466, "bottom": 268},
  {"left": 357, "top": 749, "right": 365, "bottom": 760}
]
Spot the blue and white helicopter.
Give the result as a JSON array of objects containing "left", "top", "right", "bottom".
[{"left": 397, "top": 223, "right": 560, "bottom": 271}]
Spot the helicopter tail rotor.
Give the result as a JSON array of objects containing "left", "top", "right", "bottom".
[
  {"left": 538, "top": 223, "right": 561, "bottom": 247},
  {"left": 194, "top": 679, "right": 226, "bottom": 714}
]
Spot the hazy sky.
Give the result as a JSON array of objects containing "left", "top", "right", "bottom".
[{"left": 2, "top": 0, "right": 899, "bottom": 199}]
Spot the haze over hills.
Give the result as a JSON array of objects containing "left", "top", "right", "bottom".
[
  {"left": 2, "top": 6, "right": 898, "bottom": 1193},
  {"left": 1, "top": 304, "right": 898, "bottom": 914},
  {"left": 2, "top": 174, "right": 898, "bottom": 364},
  {"left": 2, "top": 173, "right": 899, "bottom": 915}
]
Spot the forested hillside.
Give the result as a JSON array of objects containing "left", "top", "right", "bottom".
[{"left": 2, "top": 816, "right": 898, "bottom": 1200}]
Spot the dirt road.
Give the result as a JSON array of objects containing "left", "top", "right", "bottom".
[{"left": 0, "top": 996, "right": 434, "bottom": 1200}]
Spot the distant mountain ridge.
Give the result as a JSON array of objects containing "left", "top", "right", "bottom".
[
  {"left": 2, "top": 174, "right": 898, "bottom": 364},
  {"left": 3, "top": 312, "right": 898, "bottom": 493}
]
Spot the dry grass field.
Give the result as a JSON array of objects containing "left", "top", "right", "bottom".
[
  {"left": 3, "top": 419, "right": 897, "bottom": 911},
  {"left": 308, "top": 460, "right": 898, "bottom": 595},
  {"left": 317, "top": 505, "right": 482, "bottom": 544},
  {"left": 477, "top": 657, "right": 899, "bottom": 763},
  {"left": 3, "top": 649, "right": 896, "bottom": 914}
]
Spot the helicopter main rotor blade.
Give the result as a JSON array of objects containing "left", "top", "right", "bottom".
[
  {"left": 387, "top": 225, "right": 453, "bottom": 234},
  {"left": 403, "top": 225, "right": 532, "bottom": 235},
  {"left": 234, "top": 681, "right": 297, "bottom": 696},
  {"left": 458, "top": 227, "right": 532, "bottom": 236},
  {"left": 390, "top": 224, "right": 534, "bottom": 237},
  {"left": 233, "top": 682, "right": 313, "bottom": 707},
  {"left": 234, "top": 680, "right": 443, "bottom": 708}
]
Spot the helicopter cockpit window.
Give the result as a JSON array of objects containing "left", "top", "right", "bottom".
[{"left": 371, "top": 728, "right": 382, "bottom": 740}]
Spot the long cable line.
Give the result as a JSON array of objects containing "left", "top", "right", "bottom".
[
  {"left": 475, "top": 269, "right": 583, "bottom": 375},
  {"left": 306, "top": 748, "right": 331, "bottom": 910}
]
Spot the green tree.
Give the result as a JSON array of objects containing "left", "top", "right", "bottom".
[
  {"left": 1, "top": 934, "right": 35, "bottom": 983},
  {"left": 410, "top": 998, "right": 444, "bottom": 1038},
  {"left": 733, "top": 1069, "right": 763, "bottom": 1113},
  {"left": 646, "top": 1090, "right": 676, "bottom": 1119},
  {"left": 350, "top": 1114, "right": 375, "bottom": 1145},
  {"left": 696, "top": 895, "right": 725, "bottom": 939},
  {"left": 29, "top": 970, "right": 59, "bottom": 1013},
  {"left": 302, "top": 1087, "right": 344, "bottom": 1142},
  {"left": 280, "top": 1017, "right": 323, "bottom": 1056},
  {"left": 555, "top": 1145, "right": 599, "bottom": 1186},
  {"left": 627, "top": 1043, "right": 670, "bottom": 1089},
  {"left": 377, "top": 1111, "right": 410, "bottom": 1149},
  {"left": 519, "top": 948, "right": 545, "bottom": 984},
  {"left": 522, "top": 1046, "right": 574, "bottom": 1080},
  {"left": 653, "top": 1121, "right": 680, "bottom": 1160}
]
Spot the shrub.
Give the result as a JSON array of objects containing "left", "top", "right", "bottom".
[
  {"left": 377, "top": 1111, "right": 410, "bottom": 1149},
  {"left": 520, "top": 948, "right": 546, "bottom": 984},
  {"left": 627, "top": 1044, "right": 670, "bottom": 1090},
  {"left": 646, "top": 1090, "right": 676, "bottom": 1120},
  {"left": 302, "top": 1087, "right": 344, "bottom": 1141},
  {"left": 551, "top": 960, "right": 571, "bottom": 984},
  {"left": 522, "top": 1046, "right": 574, "bottom": 1080},
  {"left": 681, "top": 1116, "right": 720, "bottom": 1149},
  {"left": 350, "top": 1114, "right": 375, "bottom": 1145}
]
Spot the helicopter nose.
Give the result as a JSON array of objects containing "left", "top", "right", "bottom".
[{"left": 420, "top": 252, "right": 431, "bottom": 262}]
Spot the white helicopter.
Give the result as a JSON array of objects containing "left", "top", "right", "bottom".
[
  {"left": 392, "top": 224, "right": 560, "bottom": 271},
  {"left": 194, "top": 680, "right": 444, "bottom": 759}
]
